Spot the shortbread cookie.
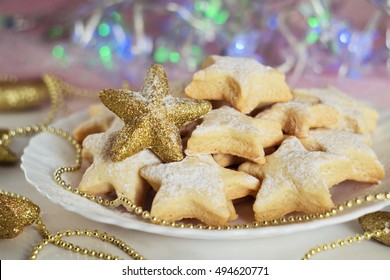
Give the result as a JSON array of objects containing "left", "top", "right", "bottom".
[
  {"left": 185, "top": 55, "right": 292, "bottom": 113},
  {"left": 73, "top": 103, "right": 117, "bottom": 143},
  {"left": 185, "top": 106, "right": 283, "bottom": 164},
  {"left": 99, "top": 64, "right": 212, "bottom": 163},
  {"left": 140, "top": 155, "right": 260, "bottom": 225},
  {"left": 292, "top": 87, "right": 379, "bottom": 139},
  {"left": 239, "top": 137, "right": 352, "bottom": 221},
  {"left": 78, "top": 126, "right": 161, "bottom": 209},
  {"left": 300, "top": 129, "right": 384, "bottom": 183},
  {"left": 256, "top": 95, "right": 339, "bottom": 138}
]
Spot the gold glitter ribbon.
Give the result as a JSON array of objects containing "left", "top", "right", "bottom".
[{"left": 0, "top": 78, "right": 49, "bottom": 111}]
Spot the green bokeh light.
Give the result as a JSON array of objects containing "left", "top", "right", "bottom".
[
  {"left": 111, "top": 12, "right": 122, "bottom": 23},
  {"left": 52, "top": 45, "right": 65, "bottom": 58},
  {"left": 214, "top": 10, "right": 229, "bottom": 25},
  {"left": 154, "top": 47, "right": 170, "bottom": 63},
  {"left": 99, "top": 45, "right": 112, "bottom": 62},
  {"left": 98, "top": 23, "right": 111, "bottom": 37},
  {"left": 169, "top": 52, "right": 180, "bottom": 63},
  {"left": 307, "top": 17, "right": 319, "bottom": 28},
  {"left": 205, "top": 0, "right": 221, "bottom": 18},
  {"left": 48, "top": 25, "right": 64, "bottom": 39}
]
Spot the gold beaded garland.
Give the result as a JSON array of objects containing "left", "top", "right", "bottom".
[{"left": 301, "top": 227, "right": 389, "bottom": 260}]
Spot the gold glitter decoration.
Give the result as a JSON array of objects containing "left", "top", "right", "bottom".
[
  {"left": 0, "top": 78, "right": 49, "bottom": 111},
  {"left": 100, "top": 64, "right": 212, "bottom": 163},
  {"left": 358, "top": 211, "right": 390, "bottom": 246},
  {"left": 0, "top": 130, "right": 17, "bottom": 165},
  {"left": 0, "top": 193, "right": 40, "bottom": 239},
  {"left": 0, "top": 189, "right": 145, "bottom": 259}
]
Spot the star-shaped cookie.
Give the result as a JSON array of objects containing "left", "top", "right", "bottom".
[
  {"left": 256, "top": 94, "right": 339, "bottom": 138},
  {"left": 300, "top": 129, "right": 384, "bottom": 183},
  {"left": 78, "top": 123, "right": 161, "bottom": 209},
  {"left": 185, "top": 106, "right": 283, "bottom": 164},
  {"left": 140, "top": 155, "right": 260, "bottom": 225},
  {"left": 292, "top": 87, "right": 379, "bottom": 140},
  {"left": 0, "top": 131, "right": 17, "bottom": 165},
  {"left": 100, "top": 64, "right": 212, "bottom": 163},
  {"left": 238, "top": 137, "right": 350, "bottom": 221},
  {"left": 185, "top": 55, "right": 292, "bottom": 113}
]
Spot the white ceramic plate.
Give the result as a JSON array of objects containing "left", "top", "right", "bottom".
[{"left": 21, "top": 110, "right": 390, "bottom": 240}]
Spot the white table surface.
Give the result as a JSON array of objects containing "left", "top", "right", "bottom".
[{"left": 1, "top": 102, "right": 389, "bottom": 260}]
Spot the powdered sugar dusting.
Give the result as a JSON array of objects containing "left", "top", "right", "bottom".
[
  {"left": 304, "top": 129, "right": 375, "bottom": 157},
  {"left": 141, "top": 155, "right": 227, "bottom": 206},
  {"left": 293, "top": 87, "right": 378, "bottom": 134},
  {"left": 206, "top": 56, "right": 272, "bottom": 82},
  {"left": 194, "top": 106, "right": 268, "bottom": 135}
]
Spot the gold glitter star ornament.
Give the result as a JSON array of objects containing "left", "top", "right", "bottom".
[
  {"left": 0, "top": 193, "right": 40, "bottom": 239},
  {"left": 100, "top": 64, "right": 212, "bottom": 163}
]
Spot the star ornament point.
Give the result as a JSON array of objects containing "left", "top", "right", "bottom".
[{"left": 99, "top": 64, "right": 212, "bottom": 163}]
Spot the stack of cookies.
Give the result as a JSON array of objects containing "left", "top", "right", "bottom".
[{"left": 73, "top": 55, "right": 385, "bottom": 226}]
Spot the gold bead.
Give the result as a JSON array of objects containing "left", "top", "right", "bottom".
[
  {"left": 345, "top": 201, "right": 353, "bottom": 207},
  {"left": 134, "top": 207, "right": 143, "bottom": 215},
  {"left": 337, "top": 240, "right": 345, "bottom": 247},
  {"left": 288, "top": 216, "right": 295, "bottom": 222},
  {"left": 375, "top": 193, "right": 385, "bottom": 200},
  {"left": 364, "top": 232, "right": 372, "bottom": 239}
]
